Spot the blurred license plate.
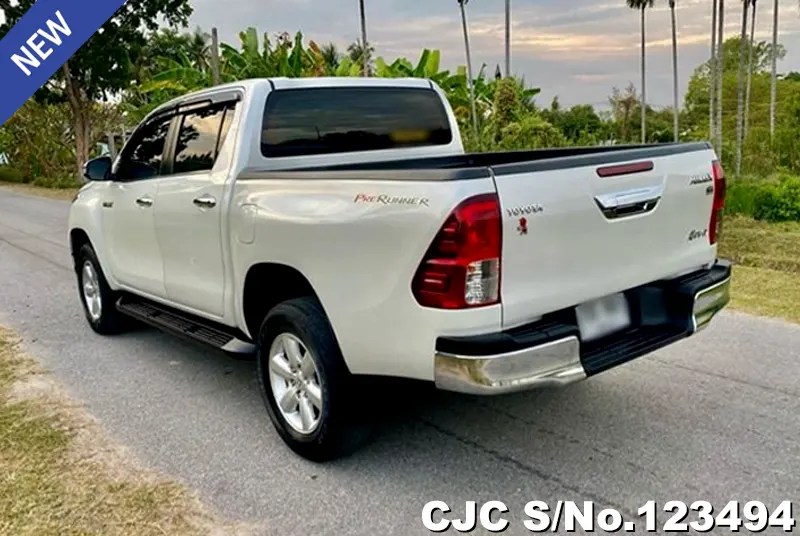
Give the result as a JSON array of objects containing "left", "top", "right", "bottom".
[{"left": 575, "top": 293, "right": 631, "bottom": 342}]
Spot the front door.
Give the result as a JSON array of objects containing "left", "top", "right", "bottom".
[{"left": 102, "top": 114, "right": 172, "bottom": 298}]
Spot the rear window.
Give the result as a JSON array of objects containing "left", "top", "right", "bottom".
[{"left": 260, "top": 87, "right": 453, "bottom": 158}]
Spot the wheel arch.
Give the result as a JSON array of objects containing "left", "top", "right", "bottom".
[
  {"left": 69, "top": 228, "right": 93, "bottom": 271},
  {"left": 241, "top": 262, "right": 330, "bottom": 342}
]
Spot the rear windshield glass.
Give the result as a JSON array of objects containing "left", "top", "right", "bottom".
[{"left": 260, "top": 87, "right": 453, "bottom": 158}]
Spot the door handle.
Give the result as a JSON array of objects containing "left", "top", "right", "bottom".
[
  {"left": 594, "top": 185, "right": 664, "bottom": 220},
  {"left": 135, "top": 196, "right": 154, "bottom": 207},
  {"left": 193, "top": 194, "right": 217, "bottom": 209}
]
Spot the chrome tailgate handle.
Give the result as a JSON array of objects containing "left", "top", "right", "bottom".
[{"left": 594, "top": 185, "right": 663, "bottom": 219}]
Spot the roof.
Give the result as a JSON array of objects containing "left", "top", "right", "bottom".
[{"left": 142, "top": 77, "right": 435, "bottom": 125}]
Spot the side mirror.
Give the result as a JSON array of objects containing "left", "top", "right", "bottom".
[{"left": 83, "top": 156, "right": 112, "bottom": 181}]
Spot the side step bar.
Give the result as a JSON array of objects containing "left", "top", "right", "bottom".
[{"left": 116, "top": 295, "right": 256, "bottom": 356}]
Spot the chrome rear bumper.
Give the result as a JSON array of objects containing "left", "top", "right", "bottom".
[{"left": 435, "top": 260, "right": 732, "bottom": 395}]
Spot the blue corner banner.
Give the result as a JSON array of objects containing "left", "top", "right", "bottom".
[{"left": 0, "top": 0, "right": 127, "bottom": 126}]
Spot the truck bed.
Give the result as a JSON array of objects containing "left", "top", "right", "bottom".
[{"left": 240, "top": 140, "right": 721, "bottom": 332}]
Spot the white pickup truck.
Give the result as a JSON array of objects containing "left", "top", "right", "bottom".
[{"left": 69, "top": 77, "right": 731, "bottom": 461}]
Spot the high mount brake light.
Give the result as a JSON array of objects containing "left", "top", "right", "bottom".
[
  {"left": 411, "top": 193, "right": 502, "bottom": 309},
  {"left": 710, "top": 160, "right": 726, "bottom": 245}
]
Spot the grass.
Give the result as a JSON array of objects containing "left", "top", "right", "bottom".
[
  {"left": 718, "top": 215, "right": 800, "bottom": 324},
  {"left": 0, "top": 328, "right": 246, "bottom": 536},
  {"left": 0, "top": 181, "right": 80, "bottom": 201}
]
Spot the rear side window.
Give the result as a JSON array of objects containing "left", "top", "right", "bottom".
[
  {"left": 173, "top": 103, "right": 236, "bottom": 174},
  {"left": 260, "top": 87, "right": 453, "bottom": 158}
]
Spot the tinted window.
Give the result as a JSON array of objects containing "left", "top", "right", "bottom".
[
  {"left": 116, "top": 117, "right": 171, "bottom": 180},
  {"left": 261, "top": 87, "right": 452, "bottom": 158},
  {"left": 173, "top": 105, "right": 226, "bottom": 174}
]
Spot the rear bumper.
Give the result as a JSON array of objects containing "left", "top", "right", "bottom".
[{"left": 434, "top": 259, "right": 731, "bottom": 395}]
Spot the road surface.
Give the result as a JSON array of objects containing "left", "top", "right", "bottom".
[{"left": 1, "top": 188, "right": 798, "bottom": 535}]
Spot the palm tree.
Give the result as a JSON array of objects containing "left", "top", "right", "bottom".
[
  {"left": 626, "top": 0, "right": 655, "bottom": 144},
  {"left": 505, "top": 0, "right": 511, "bottom": 77},
  {"left": 358, "top": 0, "right": 369, "bottom": 76},
  {"left": 735, "top": 0, "right": 750, "bottom": 176},
  {"left": 669, "top": 0, "right": 679, "bottom": 142},
  {"left": 320, "top": 43, "right": 341, "bottom": 73},
  {"left": 347, "top": 40, "right": 374, "bottom": 74},
  {"left": 744, "top": 0, "right": 757, "bottom": 138},
  {"left": 710, "top": 0, "right": 718, "bottom": 144},
  {"left": 716, "top": 0, "right": 725, "bottom": 157},
  {"left": 769, "top": 0, "right": 777, "bottom": 138},
  {"left": 458, "top": 0, "right": 478, "bottom": 138}
]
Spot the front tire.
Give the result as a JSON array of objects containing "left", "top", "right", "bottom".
[
  {"left": 256, "top": 297, "right": 371, "bottom": 462},
  {"left": 75, "top": 244, "right": 128, "bottom": 335}
]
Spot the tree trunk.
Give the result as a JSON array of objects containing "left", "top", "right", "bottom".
[
  {"left": 735, "top": 0, "right": 749, "bottom": 176},
  {"left": 744, "top": 0, "right": 756, "bottom": 139},
  {"left": 710, "top": 0, "right": 718, "bottom": 145},
  {"left": 670, "top": 0, "right": 679, "bottom": 142},
  {"left": 716, "top": 0, "right": 725, "bottom": 158},
  {"left": 210, "top": 27, "right": 220, "bottom": 85},
  {"left": 640, "top": 6, "right": 647, "bottom": 144},
  {"left": 358, "top": 0, "right": 369, "bottom": 76},
  {"left": 62, "top": 61, "right": 90, "bottom": 180},
  {"left": 770, "top": 0, "right": 777, "bottom": 139},
  {"left": 460, "top": 1, "right": 478, "bottom": 139}
]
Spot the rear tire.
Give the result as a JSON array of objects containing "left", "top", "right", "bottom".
[
  {"left": 75, "top": 244, "right": 129, "bottom": 335},
  {"left": 256, "top": 297, "right": 371, "bottom": 462}
]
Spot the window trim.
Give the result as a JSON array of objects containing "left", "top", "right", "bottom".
[{"left": 259, "top": 86, "right": 453, "bottom": 159}]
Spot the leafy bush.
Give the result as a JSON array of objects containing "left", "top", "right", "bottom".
[
  {"left": 724, "top": 176, "right": 770, "bottom": 217},
  {"left": 0, "top": 166, "right": 25, "bottom": 184},
  {"left": 753, "top": 175, "right": 800, "bottom": 222},
  {"left": 31, "top": 175, "right": 83, "bottom": 189}
]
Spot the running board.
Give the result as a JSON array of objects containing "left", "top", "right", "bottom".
[{"left": 116, "top": 295, "right": 256, "bottom": 356}]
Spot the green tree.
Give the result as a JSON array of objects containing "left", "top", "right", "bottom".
[
  {"left": 319, "top": 43, "right": 341, "bottom": 72},
  {"left": 0, "top": 0, "right": 193, "bottom": 176}
]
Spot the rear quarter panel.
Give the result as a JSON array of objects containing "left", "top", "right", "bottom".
[{"left": 230, "top": 176, "right": 501, "bottom": 381}]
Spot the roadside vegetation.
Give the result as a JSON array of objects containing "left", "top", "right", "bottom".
[{"left": 0, "top": 328, "right": 243, "bottom": 536}]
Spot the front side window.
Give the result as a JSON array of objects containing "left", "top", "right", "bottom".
[
  {"left": 115, "top": 116, "right": 172, "bottom": 180},
  {"left": 261, "top": 87, "right": 453, "bottom": 158}
]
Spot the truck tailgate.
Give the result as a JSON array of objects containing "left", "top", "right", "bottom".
[{"left": 492, "top": 147, "right": 721, "bottom": 332}]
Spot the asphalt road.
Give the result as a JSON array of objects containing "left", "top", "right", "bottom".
[{"left": 1, "top": 188, "right": 799, "bottom": 535}]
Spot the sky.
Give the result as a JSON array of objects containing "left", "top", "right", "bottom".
[
  {"left": 186, "top": 0, "right": 800, "bottom": 110},
  {"left": 2, "top": 0, "right": 799, "bottom": 110}
]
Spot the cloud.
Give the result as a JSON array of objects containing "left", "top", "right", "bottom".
[{"left": 187, "top": 0, "right": 800, "bottom": 108}]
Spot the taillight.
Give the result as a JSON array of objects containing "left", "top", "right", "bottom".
[
  {"left": 709, "top": 160, "right": 726, "bottom": 245},
  {"left": 412, "top": 193, "right": 502, "bottom": 309}
]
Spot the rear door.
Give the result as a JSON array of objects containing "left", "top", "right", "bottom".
[
  {"left": 492, "top": 146, "right": 719, "bottom": 331},
  {"left": 153, "top": 98, "right": 239, "bottom": 318}
]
